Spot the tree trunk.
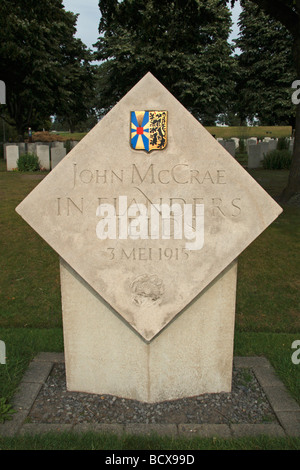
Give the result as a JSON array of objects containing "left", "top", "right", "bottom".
[
  {"left": 279, "top": 35, "right": 300, "bottom": 203},
  {"left": 279, "top": 101, "right": 300, "bottom": 202}
]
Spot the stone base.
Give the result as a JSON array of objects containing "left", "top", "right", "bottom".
[{"left": 60, "top": 258, "right": 238, "bottom": 403}]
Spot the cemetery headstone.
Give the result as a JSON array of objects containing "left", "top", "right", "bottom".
[
  {"left": 51, "top": 146, "right": 67, "bottom": 169},
  {"left": 36, "top": 144, "right": 50, "bottom": 170},
  {"left": 248, "top": 141, "right": 277, "bottom": 168},
  {"left": 231, "top": 137, "right": 239, "bottom": 149},
  {"left": 268, "top": 139, "right": 278, "bottom": 152},
  {"left": 16, "top": 73, "right": 282, "bottom": 402},
  {"left": 17, "top": 143, "right": 26, "bottom": 156},
  {"left": 4, "top": 143, "right": 15, "bottom": 160},
  {"left": 248, "top": 143, "right": 264, "bottom": 168},
  {"left": 27, "top": 143, "right": 37, "bottom": 155},
  {"left": 6, "top": 145, "right": 19, "bottom": 171},
  {"left": 246, "top": 137, "right": 257, "bottom": 154},
  {"left": 51, "top": 141, "right": 65, "bottom": 150},
  {"left": 260, "top": 141, "right": 270, "bottom": 157},
  {"left": 219, "top": 140, "right": 235, "bottom": 157}
]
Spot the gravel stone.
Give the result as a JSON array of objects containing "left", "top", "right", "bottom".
[{"left": 28, "top": 364, "right": 276, "bottom": 426}]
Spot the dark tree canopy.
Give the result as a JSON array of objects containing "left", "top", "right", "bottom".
[
  {"left": 95, "top": 0, "right": 235, "bottom": 124},
  {"left": 235, "top": 0, "right": 296, "bottom": 126},
  {"left": 239, "top": 0, "right": 300, "bottom": 202},
  {"left": 0, "top": 0, "right": 95, "bottom": 137}
]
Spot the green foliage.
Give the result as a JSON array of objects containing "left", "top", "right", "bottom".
[
  {"left": 262, "top": 150, "right": 292, "bottom": 169},
  {"left": 0, "top": 397, "right": 16, "bottom": 423},
  {"left": 238, "top": 139, "right": 245, "bottom": 153},
  {"left": 277, "top": 137, "right": 290, "bottom": 150},
  {"left": 234, "top": 0, "right": 296, "bottom": 126},
  {"left": 17, "top": 153, "right": 40, "bottom": 172},
  {"left": 0, "top": 0, "right": 95, "bottom": 136},
  {"left": 95, "top": 0, "right": 235, "bottom": 124}
]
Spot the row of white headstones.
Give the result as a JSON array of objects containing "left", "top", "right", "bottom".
[
  {"left": 3, "top": 136, "right": 294, "bottom": 171},
  {"left": 4, "top": 141, "right": 78, "bottom": 171}
]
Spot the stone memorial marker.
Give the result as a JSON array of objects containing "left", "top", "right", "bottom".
[
  {"left": 4, "top": 143, "right": 15, "bottom": 160},
  {"left": 6, "top": 145, "right": 19, "bottom": 171},
  {"left": 51, "top": 146, "right": 67, "bottom": 169},
  {"left": 219, "top": 139, "right": 235, "bottom": 157},
  {"left": 70, "top": 140, "right": 78, "bottom": 149},
  {"left": 268, "top": 138, "right": 278, "bottom": 152},
  {"left": 248, "top": 143, "right": 262, "bottom": 169},
  {"left": 18, "top": 143, "right": 26, "bottom": 156},
  {"left": 36, "top": 144, "right": 50, "bottom": 170},
  {"left": 27, "top": 143, "right": 37, "bottom": 155},
  {"left": 16, "top": 73, "right": 282, "bottom": 402}
]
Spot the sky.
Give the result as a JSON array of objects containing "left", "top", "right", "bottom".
[{"left": 62, "top": 0, "right": 242, "bottom": 52}]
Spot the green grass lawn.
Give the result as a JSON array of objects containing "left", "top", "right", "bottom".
[
  {"left": 205, "top": 126, "right": 292, "bottom": 139},
  {"left": 47, "top": 126, "right": 293, "bottom": 142},
  {"left": 0, "top": 159, "right": 299, "bottom": 450}
]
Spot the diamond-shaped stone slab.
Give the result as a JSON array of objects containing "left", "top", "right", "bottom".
[{"left": 16, "top": 73, "right": 282, "bottom": 341}]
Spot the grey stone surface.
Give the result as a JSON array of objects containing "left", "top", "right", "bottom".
[
  {"left": 12, "top": 382, "right": 43, "bottom": 411},
  {"left": 70, "top": 140, "right": 78, "bottom": 149},
  {"left": 51, "top": 146, "right": 66, "bottom": 168},
  {"left": 36, "top": 144, "right": 50, "bottom": 170},
  {"left": 4, "top": 143, "right": 16, "bottom": 160},
  {"left": 18, "top": 143, "right": 26, "bottom": 156},
  {"left": 27, "top": 143, "right": 37, "bottom": 155},
  {"left": 125, "top": 423, "right": 178, "bottom": 437},
  {"left": 248, "top": 143, "right": 263, "bottom": 169},
  {"left": 263, "top": 386, "right": 300, "bottom": 412},
  {"left": 219, "top": 140, "right": 236, "bottom": 157},
  {"left": 33, "top": 352, "right": 65, "bottom": 363},
  {"left": 6, "top": 145, "right": 19, "bottom": 171},
  {"left": 21, "top": 360, "right": 53, "bottom": 384},
  {"left": 72, "top": 423, "right": 125, "bottom": 435},
  {"left": 231, "top": 424, "right": 285, "bottom": 437},
  {"left": 178, "top": 424, "right": 231, "bottom": 438},
  {"left": 19, "top": 423, "right": 73, "bottom": 435}
]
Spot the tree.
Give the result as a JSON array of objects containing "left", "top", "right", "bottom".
[
  {"left": 235, "top": 0, "right": 296, "bottom": 127},
  {"left": 227, "top": 0, "right": 300, "bottom": 203},
  {"left": 94, "top": 0, "right": 235, "bottom": 124},
  {"left": 53, "top": 35, "right": 96, "bottom": 133},
  {"left": 0, "top": 0, "right": 95, "bottom": 138}
]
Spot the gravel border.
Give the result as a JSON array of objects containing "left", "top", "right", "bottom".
[{"left": 0, "top": 353, "right": 299, "bottom": 438}]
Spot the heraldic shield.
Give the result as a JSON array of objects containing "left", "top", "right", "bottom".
[{"left": 130, "top": 110, "right": 167, "bottom": 152}]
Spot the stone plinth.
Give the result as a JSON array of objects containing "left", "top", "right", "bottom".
[{"left": 60, "top": 258, "right": 238, "bottom": 402}]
